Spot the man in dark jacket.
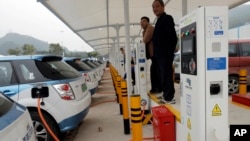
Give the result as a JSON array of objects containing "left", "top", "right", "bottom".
[
  {"left": 140, "top": 16, "right": 162, "bottom": 94},
  {"left": 152, "top": 0, "right": 177, "bottom": 104}
]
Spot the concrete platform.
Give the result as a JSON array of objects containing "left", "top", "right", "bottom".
[
  {"left": 232, "top": 93, "right": 250, "bottom": 107},
  {"left": 69, "top": 67, "right": 250, "bottom": 141}
]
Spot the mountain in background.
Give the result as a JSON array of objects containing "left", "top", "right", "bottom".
[{"left": 0, "top": 33, "right": 71, "bottom": 55}]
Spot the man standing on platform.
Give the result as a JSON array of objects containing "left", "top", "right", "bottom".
[
  {"left": 140, "top": 16, "right": 162, "bottom": 94},
  {"left": 152, "top": 0, "right": 177, "bottom": 104}
]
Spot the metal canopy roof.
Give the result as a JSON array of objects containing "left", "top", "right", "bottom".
[{"left": 38, "top": 0, "right": 249, "bottom": 55}]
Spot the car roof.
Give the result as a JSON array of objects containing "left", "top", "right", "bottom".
[
  {"left": 0, "top": 54, "right": 62, "bottom": 61},
  {"left": 63, "top": 57, "right": 81, "bottom": 61},
  {"left": 229, "top": 39, "right": 250, "bottom": 43}
]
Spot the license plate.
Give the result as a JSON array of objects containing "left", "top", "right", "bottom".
[{"left": 81, "top": 83, "right": 87, "bottom": 92}]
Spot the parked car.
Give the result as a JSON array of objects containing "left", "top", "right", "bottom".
[
  {"left": 173, "top": 51, "right": 180, "bottom": 82},
  {"left": 83, "top": 59, "right": 99, "bottom": 68},
  {"left": 0, "top": 55, "right": 91, "bottom": 141},
  {"left": 82, "top": 59, "right": 104, "bottom": 82},
  {"left": 96, "top": 60, "right": 107, "bottom": 70},
  {"left": 228, "top": 39, "right": 250, "bottom": 94},
  {"left": 0, "top": 92, "right": 36, "bottom": 141},
  {"left": 64, "top": 57, "right": 98, "bottom": 95}
]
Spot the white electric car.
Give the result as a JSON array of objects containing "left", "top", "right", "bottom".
[
  {"left": 0, "top": 92, "right": 36, "bottom": 141},
  {"left": 64, "top": 57, "right": 99, "bottom": 95},
  {"left": 0, "top": 55, "right": 91, "bottom": 141}
]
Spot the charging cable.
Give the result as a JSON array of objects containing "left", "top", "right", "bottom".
[{"left": 37, "top": 98, "right": 60, "bottom": 141}]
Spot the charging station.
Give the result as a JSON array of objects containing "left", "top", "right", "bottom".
[
  {"left": 180, "top": 6, "right": 229, "bottom": 141},
  {"left": 119, "top": 51, "right": 125, "bottom": 75},
  {"left": 135, "top": 43, "right": 149, "bottom": 110}
]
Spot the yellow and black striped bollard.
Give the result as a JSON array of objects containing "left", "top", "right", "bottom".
[
  {"left": 239, "top": 69, "right": 247, "bottom": 95},
  {"left": 116, "top": 75, "right": 123, "bottom": 114},
  {"left": 121, "top": 80, "right": 130, "bottom": 134},
  {"left": 130, "top": 95, "right": 142, "bottom": 141}
]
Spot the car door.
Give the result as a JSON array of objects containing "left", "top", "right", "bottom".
[{"left": 0, "top": 61, "right": 19, "bottom": 101}]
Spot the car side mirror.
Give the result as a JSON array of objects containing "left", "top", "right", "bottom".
[{"left": 31, "top": 87, "right": 49, "bottom": 98}]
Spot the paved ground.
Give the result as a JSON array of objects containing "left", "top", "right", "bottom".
[{"left": 72, "top": 68, "right": 154, "bottom": 141}]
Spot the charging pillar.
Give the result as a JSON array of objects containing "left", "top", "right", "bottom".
[
  {"left": 135, "top": 43, "right": 149, "bottom": 111},
  {"left": 119, "top": 52, "right": 125, "bottom": 75},
  {"left": 180, "top": 6, "right": 229, "bottom": 141}
]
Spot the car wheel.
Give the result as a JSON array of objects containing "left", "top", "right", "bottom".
[
  {"left": 30, "top": 111, "right": 60, "bottom": 141},
  {"left": 228, "top": 76, "right": 239, "bottom": 95}
]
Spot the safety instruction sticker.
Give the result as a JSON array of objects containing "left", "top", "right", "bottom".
[
  {"left": 212, "top": 104, "right": 222, "bottom": 116},
  {"left": 207, "top": 57, "right": 226, "bottom": 70},
  {"left": 207, "top": 16, "right": 225, "bottom": 37},
  {"left": 187, "top": 132, "right": 191, "bottom": 141}
]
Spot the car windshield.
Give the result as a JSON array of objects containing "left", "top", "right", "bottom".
[
  {"left": 91, "top": 61, "right": 101, "bottom": 66},
  {"left": 82, "top": 61, "right": 96, "bottom": 69},
  {"left": 66, "top": 60, "right": 93, "bottom": 71},
  {"left": 83, "top": 61, "right": 98, "bottom": 68},
  {"left": 78, "top": 61, "right": 93, "bottom": 71},
  {"left": 36, "top": 60, "right": 81, "bottom": 80}
]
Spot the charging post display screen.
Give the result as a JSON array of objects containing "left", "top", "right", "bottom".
[{"left": 181, "top": 23, "right": 197, "bottom": 75}]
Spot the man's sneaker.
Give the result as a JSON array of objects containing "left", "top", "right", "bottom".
[
  {"left": 166, "top": 98, "right": 176, "bottom": 104},
  {"left": 159, "top": 98, "right": 176, "bottom": 104},
  {"left": 158, "top": 99, "right": 166, "bottom": 104}
]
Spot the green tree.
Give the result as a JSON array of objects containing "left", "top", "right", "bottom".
[
  {"left": 49, "top": 43, "right": 63, "bottom": 55},
  {"left": 8, "top": 48, "right": 21, "bottom": 55},
  {"left": 68, "top": 51, "right": 88, "bottom": 58},
  {"left": 36, "top": 50, "right": 49, "bottom": 54},
  {"left": 87, "top": 51, "right": 98, "bottom": 57},
  {"left": 22, "top": 44, "right": 36, "bottom": 55}
]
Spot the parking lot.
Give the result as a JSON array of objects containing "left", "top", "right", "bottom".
[
  {"left": 61, "top": 67, "right": 250, "bottom": 141},
  {"left": 1, "top": 58, "right": 250, "bottom": 141}
]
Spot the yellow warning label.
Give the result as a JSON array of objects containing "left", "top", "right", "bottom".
[
  {"left": 212, "top": 104, "right": 222, "bottom": 116},
  {"left": 187, "top": 118, "right": 191, "bottom": 130},
  {"left": 141, "top": 74, "right": 144, "bottom": 78},
  {"left": 187, "top": 132, "right": 191, "bottom": 141}
]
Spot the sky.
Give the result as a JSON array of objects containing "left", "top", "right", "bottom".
[{"left": 0, "top": 0, "right": 94, "bottom": 52}]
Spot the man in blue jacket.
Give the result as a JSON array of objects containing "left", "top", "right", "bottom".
[{"left": 152, "top": 0, "right": 177, "bottom": 104}]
